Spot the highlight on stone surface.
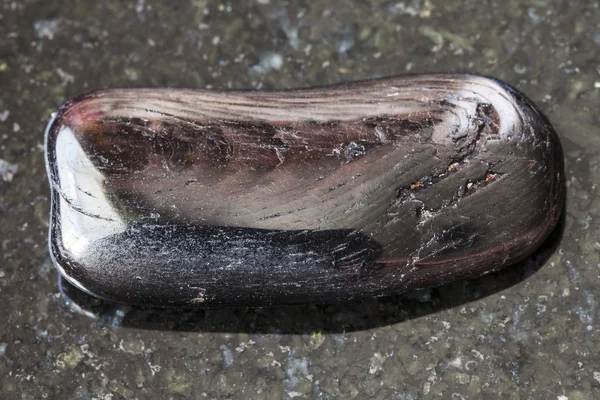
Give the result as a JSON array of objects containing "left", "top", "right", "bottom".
[{"left": 44, "top": 74, "right": 564, "bottom": 307}]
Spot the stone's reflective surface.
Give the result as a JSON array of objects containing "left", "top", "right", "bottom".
[{"left": 45, "top": 74, "right": 564, "bottom": 306}]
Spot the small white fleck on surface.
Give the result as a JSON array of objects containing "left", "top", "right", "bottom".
[
  {"left": 369, "top": 352, "right": 385, "bottom": 374},
  {"left": 0, "top": 159, "right": 18, "bottom": 182}
]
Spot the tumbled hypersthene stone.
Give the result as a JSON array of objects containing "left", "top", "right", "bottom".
[{"left": 45, "top": 74, "right": 564, "bottom": 306}]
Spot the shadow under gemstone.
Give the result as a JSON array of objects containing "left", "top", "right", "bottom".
[{"left": 55, "top": 209, "right": 565, "bottom": 334}]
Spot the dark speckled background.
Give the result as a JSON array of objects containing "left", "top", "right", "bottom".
[{"left": 1, "top": 1, "right": 599, "bottom": 399}]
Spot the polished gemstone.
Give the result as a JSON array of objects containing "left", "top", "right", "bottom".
[{"left": 45, "top": 74, "right": 564, "bottom": 306}]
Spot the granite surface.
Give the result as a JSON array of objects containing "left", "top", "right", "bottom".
[{"left": 0, "top": 0, "right": 599, "bottom": 399}]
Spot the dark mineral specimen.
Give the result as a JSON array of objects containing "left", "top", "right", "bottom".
[{"left": 45, "top": 74, "right": 564, "bottom": 306}]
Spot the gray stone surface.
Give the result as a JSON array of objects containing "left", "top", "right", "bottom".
[{"left": 0, "top": 0, "right": 598, "bottom": 399}]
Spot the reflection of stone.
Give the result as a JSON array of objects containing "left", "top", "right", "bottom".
[{"left": 45, "top": 74, "right": 564, "bottom": 306}]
